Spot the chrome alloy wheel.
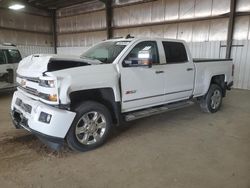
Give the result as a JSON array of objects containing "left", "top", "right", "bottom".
[
  {"left": 75, "top": 111, "right": 107, "bottom": 145},
  {"left": 210, "top": 89, "right": 222, "bottom": 109}
]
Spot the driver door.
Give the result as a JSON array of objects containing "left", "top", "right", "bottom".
[{"left": 120, "top": 41, "right": 165, "bottom": 112}]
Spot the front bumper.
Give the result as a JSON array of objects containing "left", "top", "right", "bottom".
[{"left": 11, "top": 90, "right": 76, "bottom": 150}]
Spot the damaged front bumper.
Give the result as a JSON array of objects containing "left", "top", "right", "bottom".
[{"left": 11, "top": 90, "right": 76, "bottom": 150}]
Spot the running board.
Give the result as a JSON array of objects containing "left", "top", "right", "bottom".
[{"left": 124, "top": 100, "right": 194, "bottom": 122}]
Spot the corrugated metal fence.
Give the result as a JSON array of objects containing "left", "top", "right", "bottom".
[
  {"left": 17, "top": 45, "right": 54, "bottom": 58},
  {"left": 188, "top": 40, "right": 250, "bottom": 90}
]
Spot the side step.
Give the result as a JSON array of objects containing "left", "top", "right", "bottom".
[{"left": 124, "top": 100, "right": 194, "bottom": 122}]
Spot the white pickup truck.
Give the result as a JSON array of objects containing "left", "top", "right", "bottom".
[{"left": 11, "top": 38, "right": 234, "bottom": 151}]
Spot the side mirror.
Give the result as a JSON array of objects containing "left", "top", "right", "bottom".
[
  {"left": 123, "top": 59, "right": 152, "bottom": 68},
  {"left": 123, "top": 50, "right": 152, "bottom": 68}
]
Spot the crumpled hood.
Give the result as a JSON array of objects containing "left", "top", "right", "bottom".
[
  {"left": 17, "top": 54, "right": 52, "bottom": 77},
  {"left": 17, "top": 54, "right": 100, "bottom": 77}
]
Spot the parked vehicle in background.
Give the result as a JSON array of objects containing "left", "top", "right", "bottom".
[
  {"left": 0, "top": 43, "right": 22, "bottom": 91},
  {"left": 10, "top": 37, "right": 234, "bottom": 152}
]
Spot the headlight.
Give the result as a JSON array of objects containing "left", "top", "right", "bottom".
[{"left": 39, "top": 79, "right": 55, "bottom": 88}]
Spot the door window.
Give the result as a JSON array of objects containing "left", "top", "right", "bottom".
[
  {"left": 162, "top": 41, "right": 188, "bottom": 64},
  {"left": 123, "top": 41, "right": 159, "bottom": 67},
  {"left": 4, "top": 49, "right": 22, "bottom": 64},
  {"left": 0, "top": 50, "right": 6, "bottom": 64}
]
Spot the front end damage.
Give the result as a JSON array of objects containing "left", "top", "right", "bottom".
[
  {"left": 10, "top": 54, "right": 85, "bottom": 150},
  {"left": 11, "top": 90, "right": 76, "bottom": 150},
  {"left": 10, "top": 53, "right": 118, "bottom": 150}
]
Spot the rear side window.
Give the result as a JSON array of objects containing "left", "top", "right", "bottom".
[
  {"left": 4, "top": 49, "right": 22, "bottom": 64},
  {"left": 0, "top": 50, "right": 6, "bottom": 64},
  {"left": 162, "top": 42, "right": 188, "bottom": 64}
]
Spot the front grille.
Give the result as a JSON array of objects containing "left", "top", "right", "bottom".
[
  {"left": 26, "top": 77, "right": 39, "bottom": 83},
  {"left": 25, "top": 86, "right": 39, "bottom": 96},
  {"left": 17, "top": 74, "right": 39, "bottom": 83},
  {"left": 15, "top": 98, "right": 32, "bottom": 114},
  {"left": 18, "top": 86, "right": 39, "bottom": 96},
  {"left": 17, "top": 74, "right": 40, "bottom": 97}
]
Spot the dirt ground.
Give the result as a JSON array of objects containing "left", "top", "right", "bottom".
[{"left": 0, "top": 89, "right": 249, "bottom": 188}]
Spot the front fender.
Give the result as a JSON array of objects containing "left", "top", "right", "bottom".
[{"left": 50, "top": 64, "right": 121, "bottom": 105}]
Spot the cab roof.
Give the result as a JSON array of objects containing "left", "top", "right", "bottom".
[{"left": 106, "top": 37, "right": 186, "bottom": 43}]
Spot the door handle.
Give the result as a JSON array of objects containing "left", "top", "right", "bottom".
[
  {"left": 186, "top": 68, "right": 194, "bottom": 71},
  {"left": 155, "top": 70, "right": 164, "bottom": 74}
]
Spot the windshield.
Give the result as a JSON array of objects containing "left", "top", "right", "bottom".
[{"left": 80, "top": 41, "right": 130, "bottom": 64}]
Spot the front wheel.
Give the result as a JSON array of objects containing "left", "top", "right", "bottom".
[
  {"left": 200, "top": 84, "right": 223, "bottom": 113},
  {"left": 66, "top": 101, "right": 112, "bottom": 152}
]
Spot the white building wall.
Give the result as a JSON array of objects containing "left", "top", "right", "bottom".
[
  {"left": 17, "top": 45, "right": 54, "bottom": 58},
  {"left": 0, "top": 8, "right": 54, "bottom": 57},
  {"left": 57, "top": 46, "right": 89, "bottom": 56}
]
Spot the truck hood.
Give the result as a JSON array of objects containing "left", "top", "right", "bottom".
[{"left": 17, "top": 54, "right": 102, "bottom": 77}]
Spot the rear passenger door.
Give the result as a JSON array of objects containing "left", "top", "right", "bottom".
[{"left": 161, "top": 41, "right": 195, "bottom": 102}]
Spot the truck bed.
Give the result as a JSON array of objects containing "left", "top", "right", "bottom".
[{"left": 193, "top": 59, "right": 233, "bottom": 97}]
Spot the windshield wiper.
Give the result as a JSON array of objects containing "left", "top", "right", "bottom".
[{"left": 98, "top": 58, "right": 109, "bottom": 64}]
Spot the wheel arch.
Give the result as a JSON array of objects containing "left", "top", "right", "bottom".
[
  {"left": 69, "top": 88, "right": 121, "bottom": 125},
  {"left": 210, "top": 74, "right": 226, "bottom": 97}
]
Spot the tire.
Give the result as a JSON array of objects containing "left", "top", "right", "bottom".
[
  {"left": 66, "top": 101, "right": 113, "bottom": 152},
  {"left": 200, "top": 84, "right": 223, "bottom": 113}
]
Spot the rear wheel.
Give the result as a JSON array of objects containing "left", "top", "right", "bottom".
[
  {"left": 200, "top": 84, "right": 223, "bottom": 113},
  {"left": 66, "top": 101, "right": 112, "bottom": 152}
]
